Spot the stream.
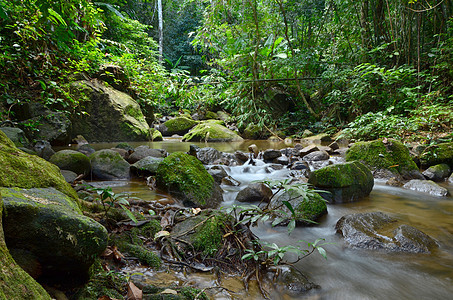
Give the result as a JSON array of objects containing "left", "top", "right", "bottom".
[{"left": 87, "top": 139, "right": 453, "bottom": 299}]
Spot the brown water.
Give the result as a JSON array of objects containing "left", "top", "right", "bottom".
[{"left": 89, "top": 140, "right": 453, "bottom": 299}]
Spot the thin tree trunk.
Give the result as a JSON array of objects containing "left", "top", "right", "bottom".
[{"left": 157, "top": 0, "right": 163, "bottom": 63}]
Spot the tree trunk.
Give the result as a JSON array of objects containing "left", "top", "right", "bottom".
[{"left": 157, "top": 0, "right": 163, "bottom": 63}]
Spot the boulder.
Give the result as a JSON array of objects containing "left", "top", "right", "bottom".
[
  {"left": 263, "top": 149, "right": 282, "bottom": 161},
  {"left": 150, "top": 128, "right": 163, "bottom": 141},
  {"left": 0, "top": 196, "right": 51, "bottom": 299},
  {"left": 0, "top": 127, "right": 29, "bottom": 148},
  {"left": 422, "top": 164, "right": 451, "bottom": 181},
  {"left": 403, "top": 180, "right": 449, "bottom": 197},
  {"left": 60, "top": 170, "right": 78, "bottom": 183},
  {"left": 300, "top": 133, "right": 332, "bottom": 144},
  {"left": 127, "top": 145, "right": 167, "bottom": 164},
  {"left": 70, "top": 79, "right": 151, "bottom": 142},
  {"left": 2, "top": 187, "right": 107, "bottom": 279},
  {"left": 207, "top": 165, "right": 229, "bottom": 184},
  {"left": 22, "top": 111, "right": 72, "bottom": 146},
  {"left": 33, "top": 140, "right": 55, "bottom": 160},
  {"left": 302, "top": 150, "right": 329, "bottom": 161},
  {"left": 156, "top": 152, "right": 223, "bottom": 208},
  {"left": 308, "top": 161, "right": 374, "bottom": 203},
  {"left": 182, "top": 121, "right": 243, "bottom": 142},
  {"left": 272, "top": 189, "right": 327, "bottom": 225},
  {"left": 0, "top": 130, "right": 77, "bottom": 199},
  {"left": 221, "top": 176, "right": 241, "bottom": 186},
  {"left": 196, "top": 147, "right": 222, "bottom": 165},
  {"left": 162, "top": 117, "right": 198, "bottom": 136},
  {"left": 248, "top": 144, "right": 259, "bottom": 158},
  {"left": 266, "top": 265, "right": 319, "bottom": 296},
  {"left": 449, "top": 173, "right": 453, "bottom": 184},
  {"left": 346, "top": 139, "right": 423, "bottom": 179},
  {"left": 297, "top": 144, "right": 319, "bottom": 157},
  {"left": 131, "top": 156, "right": 164, "bottom": 176},
  {"left": 235, "top": 182, "right": 273, "bottom": 203},
  {"left": 243, "top": 124, "right": 269, "bottom": 139},
  {"left": 77, "top": 144, "right": 95, "bottom": 156},
  {"left": 335, "top": 212, "right": 437, "bottom": 253},
  {"left": 96, "top": 64, "right": 130, "bottom": 91},
  {"left": 49, "top": 150, "right": 91, "bottom": 176},
  {"left": 90, "top": 149, "right": 130, "bottom": 180},
  {"left": 420, "top": 142, "right": 453, "bottom": 168}
]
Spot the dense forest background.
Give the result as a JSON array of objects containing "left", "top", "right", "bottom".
[{"left": 0, "top": 0, "right": 452, "bottom": 143}]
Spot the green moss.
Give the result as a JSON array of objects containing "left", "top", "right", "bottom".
[
  {"left": 49, "top": 150, "right": 91, "bottom": 176},
  {"left": 192, "top": 214, "right": 225, "bottom": 256},
  {"left": 141, "top": 286, "right": 208, "bottom": 300},
  {"left": 115, "top": 142, "right": 134, "bottom": 151},
  {"left": 294, "top": 192, "right": 327, "bottom": 222},
  {"left": 420, "top": 142, "right": 453, "bottom": 168},
  {"left": 130, "top": 220, "right": 162, "bottom": 245},
  {"left": 182, "top": 121, "right": 243, "bottom": 142},
  {"left": 0, "top": 130, "right": 78, "bottom": 201},
  {"left": 346, "top": 139, "right": 418, "bottom": 175},
  {"left": 205, "top": 111, "right": 219, "bottom": 119},
  {"left": 121, "top": 243, "right": 161, "bottom": 268},
  {"left": 150, "top": 128, "right": 163, "bottom": 141},
  {"left": 125, "top": 105, "right": 146, "bottom": 122},
  {"left": 0, "top": 197, "right": 51, "bottom": 300},
  {"left": 156, "top": 152, "right": 214, "bottom": 207},
  {"left": 164, "top": 117, "right": 198, "bottom": 134}
]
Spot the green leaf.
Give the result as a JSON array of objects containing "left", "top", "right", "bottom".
[
  {"left": 119, "top": 204, "right": 138, "bottom": 224},
  {"left": 282, "top": 201, "right": 295, "bottom": 215},
  {"left": 287, "top": 219, "right": 296, "bottom": 234},
  {"left": 47, "top": 8, "right": 67, "bottom": 26},
  {"left": 317, "top": 247, "right": 327, "bottom": 260}
]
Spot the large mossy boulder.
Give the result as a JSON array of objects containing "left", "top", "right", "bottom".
[
  {"left": 0, "top": 130, "right": 77, "bottom": 200},
  {"left": 422, "top": 163, "right": 451, "bottom": 181},
  {"left": 420, "top": 142, "right": 453, "bottom": 168},
  {"left": 70, "top": 79, "right": 151, "bottom": 142},
  {"left": 336, "top": 212, "right": 437, "bottom": 253},
  {"left": 2, "top": 187, "right": 108, "bottom": 279},
  {"left": 90, "top": 149, "right": 130, "bottom": 180},
  {"left": 162, "top": 117, "right": 198, "bottom": 136},
  {"left": 0, "top": 196, "right": 51, "bottom": 300},
  {"left": 49, "top": 150, "right": 91, "bottom": 176},
  {"left": 308, "top": 161, "right": 374, "bottom": 203},
  {"left": 346, "top": 139, "right": 421, "bottom": 179},
  {"left": 272, "top": 190, "right": 327, "bottom": 225},
  {"left": 156, "top": 152, "right": 223, "bottom": 208},
  {"left": 183, "top": 121, "right": 243, "bottom": 142}
]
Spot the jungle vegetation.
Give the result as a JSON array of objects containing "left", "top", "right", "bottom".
[{"left": 0, "top": 0, "right": 452, "bottom": 142}]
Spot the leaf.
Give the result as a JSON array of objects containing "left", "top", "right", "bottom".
[
  {"left": 0, "top": 4, "right": 8, "bottom": 20},
  {"left": 47, "top": 8, "right": 67, "bottom": 26},
  {"left": 317, "top": 247, "right": 327, "bottom": 260},
  {"left": 274, "top": 53, "right": 287, "bottom": 59},
  {"left": 118, "top": 204, "right": 138, "bottom": 224},
  {"left": 127, "top": 281, "right": 143, "bottom": 300},
  {"left": 287, "top": 219, "right": 296, "bottom": 234},
  {"left": 282, "top": 201, "right": 295, "bottom": 215}
]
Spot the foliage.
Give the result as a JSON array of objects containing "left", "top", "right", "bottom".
[{"left": 87, "top": 186, "right": 138, "bottom": 225}]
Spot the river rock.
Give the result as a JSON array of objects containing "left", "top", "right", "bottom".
[
  {"left": 0, "top": 196, "right": 51, "bottom": 299},
  {"left": 297, "top": 144, "right": 319, "bottom": 157},
  {"left": 156, "top": 152, "right": 223, "bottom": 208},
  {"left": 403, "top": 179, "right": 449, "bottom": 197},
  {"left": 276, "top": 155, "right": 290, "bottom": 165},
  {"left": 301, "top": 133, "right": 332, "bottom": 144},
  {"left": 335, "top": 212, "right": 437, "bottom": 253},
  {"left": 308, "top": 161, "right": 374, "bottom": 203},
  {"left": 272, "top": 189, "right": 327, "bottom": 225},
  {"left": 346, "top": 139, "right": 423, "bottom": 180},
  {"left": 33, "top": 140, "right": 55, "bottom": 160},
  {"left": 302, "top": 150, "right": 329, "bottom": 161},
  {"left": 2, "top": 187, "right": 107, "bottom": 279},
  {"left": 70, "top": 79, "right": 151, "bottom": 142},
  {"left": 182, "top": 121, "right": 243, "bottom": 142},
  {"left": 162, "top": 116, "right": 198, "bottom": 136},
  {"left": 0, "top": 127, "right": 30, "bottom": 148},
  {"left": 24, "top": 110, "right": 72, "bottom": 146},
  {"left": 131, "top": 156, "right": 164, "bottom": 176},
  {"left": 263, "top": 149, "right": 282, "bottom": 161},
  {"left": 90, "top": 149, "right": 130, "bottom": 180},
  {"left": 0, "top": 130, "right": 77, "bottom": 199},
  {"left": 420, "top": 142, "right": 453, "bottom": 168},
  {"left": 449, "top": 173, "right": 453, "bottom": 184},
  {"left": 196, "top": 147, "right": 222, "bottom": 165},
  {"left": 60, "top": 170, "right": 78, "bottom": 183},
  {"left": 77, "top": 144, "right": 96, "bottom": 156},
  {"left": 207, "top": 165, "right": 229, "bottom": 184},
  {"left": 49, "top": 150, "right": 91, "bottom": 176},
  {"left": 249, "top": 144, "right": 259, "bottom": 158},
  {"left": 235, "top": 151, "right": 249, "bottom": 164},
  {"left": 127, "top": 145, "right": 167, "bottom": 164},
  {"left": 150, "top": 128, "right": 163, "bottom": 141},
  {"left": 266, "top": 265, "right": 320, "bottom": 296},
  {"left": 235, "top": 182, "right": 273, "bottom": 203},
  {"left": 221, "top": 176, "right": 241, "bottom": 186},
  {"left": 422, "top": 164, "right": 451, "bottom": 182},
  {"left": 243, "top": 123, "right": 268, "bottom": 139}
]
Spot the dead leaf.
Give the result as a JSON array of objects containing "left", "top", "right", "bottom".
[
  {"left": 161, "top": 289, "right": 178, "bottom": 295},
  {"left": 127, "top": 281, "right": 142, "bottom": 300},
  {"left": 192, "top": 207, "right": 202, "bottom": 215},
  {"left": 154, "top": 230, "right": 170, "bottom": 240},
  {"left": 160, "top": 210, "right": 173, "bottom": 229}
]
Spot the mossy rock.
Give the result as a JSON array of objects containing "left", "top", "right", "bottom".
[
  {"left": 70, "top": 80, "right": 151, "bottom": 142},
  {"left": 156, "top": 152, "right": 223, "bottom": 208},
  {"left": 301, "top": 133, "right": 331, "bottom": 144},
  {"left": 182, "top": 121, "right": 243, "bottom": 142},
  {"left": 131, "top": 156, "right": 164, "bottom": 176},
  {"left": 205, "top": 111, "right": 219, "bottom": 119},
  {"left": 2, "top": 187, "right": 108, "bottom": 279},
  {"left": 90, "top": 149, "right": 130, "bottom": 180},
  {"left": 273, "top": 190, "right": 327, "bottom": 225},
  {"left": 346, "top": 139, "right": 420, "bottom": 179},
  {"left": 419, "top": 142, "right": 453, "bottom": 168},
  {"left": 0, "top": 127, "right": 30, "bottom": 148},
  {"left": 163, "top": 117, "right": 198, "bottom": 136},
  {"left": 242, "top": 123, "right": 269, "bottom": 140},
  {"left": 49, "top": 150, "right": 91, "bottom": 176},
  {"left": 0, "top": 130, "right": 78, "bottom": 200},
  {"left": 150, "top": 128, "right": 163, "bottom": 141},
  {"left": 0, "top": 196, "right": 51, "bottom": 300},
  {"left": 170, "top": 212, "right": 228, "bottom": 257},
  {"left": 308, "top": 161, "right": 374, "bottom": 203}
]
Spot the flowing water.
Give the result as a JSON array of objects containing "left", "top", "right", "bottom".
[{"left": 89, "top": 139, "right": 453, "bottom": 299}]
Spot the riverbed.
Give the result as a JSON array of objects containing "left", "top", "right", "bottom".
[{"left": 87, "top": 139, "right": 453, "bottom": 299}]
